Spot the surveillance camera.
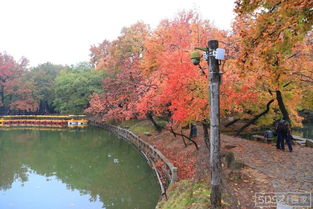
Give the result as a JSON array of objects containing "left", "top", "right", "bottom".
[{"left": 215, "top": 48, "right": 225, "bottom": 60}]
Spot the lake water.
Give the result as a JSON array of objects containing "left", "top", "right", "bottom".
[
  {"left": 293, "top": 123, "right": 313, "bottom": 139},
  {"left": 0, "top": 127, "right": 160, "bottom": 209}
]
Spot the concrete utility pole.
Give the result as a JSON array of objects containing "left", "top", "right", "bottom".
[{"left": 207, "top": 40, "right": 222, "bottom": 208}]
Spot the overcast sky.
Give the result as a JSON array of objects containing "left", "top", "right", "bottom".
[{"left": 1, "top": 0, "right": 236, "bottom": 67}]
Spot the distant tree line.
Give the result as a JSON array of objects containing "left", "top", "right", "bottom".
[{"left": 0, "top": 56, "right": 105, "bottom": 115}]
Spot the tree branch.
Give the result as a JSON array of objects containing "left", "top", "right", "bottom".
[
  {"left": 236, "top": 99, "right": 275, "bottom": 136},
  {"left": 224, "top": 118, "right": 241, "bottom": 128},
  {"left": 283, "top": 81, "right": 292, "bottom": 88},
  {"left": 168, "top": 126, "right": 199, "bottom": 150}
]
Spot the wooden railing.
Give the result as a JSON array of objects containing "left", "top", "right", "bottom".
[{"left": 90, "top": 121, "right": 177, "bottom": 196}]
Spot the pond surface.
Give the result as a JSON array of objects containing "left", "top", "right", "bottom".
[{"left": 0, "top": 127, "right": 160, "bottom": 209}]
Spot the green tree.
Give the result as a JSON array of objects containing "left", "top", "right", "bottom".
[
  {"left": 27, "top": 62, "right": 66, "bottom": 114},
  {"left": 53, "top": 62, "right": 105, "bottom": 114}
]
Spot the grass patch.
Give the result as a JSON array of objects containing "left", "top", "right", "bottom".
[
  {"left": 157, "top": 180, "right": 211, "bottom": 209},
  {"left": 120, "top": 119, "right": 156, "bottom": 134},
  {"left": 157, "top": 180, "right": 232, "bottom": 209},
  {"left": 156, "top": 120, "right": 168, "bottom": 128}
]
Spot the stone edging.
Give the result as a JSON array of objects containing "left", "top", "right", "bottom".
[
  {"left": 292, "top": 135, "right": 313, "bottom": 147},
  {"left": 89, "top": 121, "right": 177, "bottom": 196}
]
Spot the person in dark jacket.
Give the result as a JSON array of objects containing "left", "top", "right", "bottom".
[
  {"left": 284, "top": 122, "right": 293, "bottom": 152},
  {"left": 276, "top": 118, "right": 293, "bottom": 152}
]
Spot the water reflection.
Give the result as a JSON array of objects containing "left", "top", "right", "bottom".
[
  {"left": 0, "top": 168, "right": 103, "bottom": 209},
  {"left": 0, "top": 127, "right": 160, "bottom": 209},
  {"left": 293, "top": 123, "right": 313, "bottom": 139},
  {"left": 302, "top": 124, "right": 313, "bottom": 139}
]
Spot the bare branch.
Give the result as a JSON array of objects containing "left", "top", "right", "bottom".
[
  {"left": 283, "top": 81, "right": 292, "bottom": 88},
  {"left": 168, "top": 126, "right": 199, "bottom": 150}
]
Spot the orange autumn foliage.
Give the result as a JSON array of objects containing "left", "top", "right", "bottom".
[
  {"left": 87, "top": 11, "right": 260, "bottom": 126},
  {"left": 233, "top": 0, "right": 313, "bottom": 124},
  {"left": 0, "top": 53, "right": 38, "bottom": 112}
]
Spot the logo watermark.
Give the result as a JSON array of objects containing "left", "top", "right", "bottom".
[{"left": 255, "top": 192, "right": 312, "bottom": 208}]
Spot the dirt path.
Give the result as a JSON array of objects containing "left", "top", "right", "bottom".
[
  {"left": 222, "top": 135, "right": 313, "bottom": 193},
  {"left": 140, "top": 127, "right": 313, "bottom": 208}
]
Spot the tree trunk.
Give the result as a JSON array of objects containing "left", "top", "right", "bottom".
[
  {"left": 0, "top": 85, "right": 4, "bottom": 114},
  {"left": 146, "top": 111, "right": 162, "bottom": 132},
  {"left": 189, "top": 123, "right": 197, "bottom": 138},
  {"left": 202, "top": 120, "right": 210, "bottom": 150},
  {"left": 275, "top": 90, "right": 290, "bottom": 122},
  {"left": 236, "top": 99, "right": 275, "bottom": 136}
]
